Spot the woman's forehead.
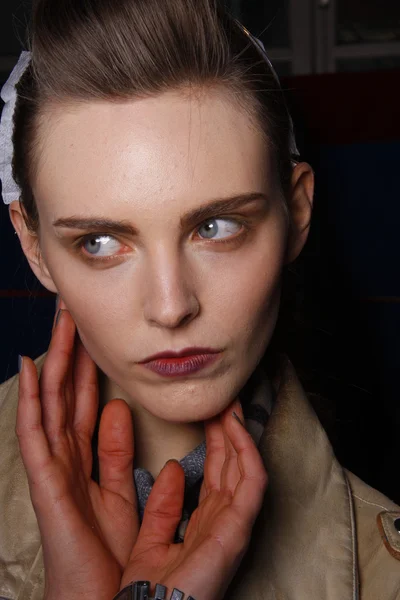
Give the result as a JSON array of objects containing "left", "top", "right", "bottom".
[{"left": 34, "top": 89, "right": 273, "bottom": 219}]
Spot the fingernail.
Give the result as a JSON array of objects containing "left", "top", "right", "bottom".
[
  {"left": 165, "top": 458, "right": 180, "bottom": 467},
  {"left": 18, "top": 354, "right": 23, "bottom": 373},
  {"left": 55, "top": 309, "right": 64, "bottom": 327},
  {"left": 232, "top": 411, "right": 245, "bottom": 426}
]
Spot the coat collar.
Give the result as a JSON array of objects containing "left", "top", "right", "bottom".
[
  {"left": 229, "top": 357, "right": 359, "bottom": 599},
  {"left": 0, "top": 354, "right": 359, "bottom": 600}
]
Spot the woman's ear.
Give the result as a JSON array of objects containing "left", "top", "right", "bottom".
[
  {"left": 285, "top": 162, "right": 314, "bottom": 264},
  {"left": 8, "top": 200, "right": 58, "bottom": 294}
]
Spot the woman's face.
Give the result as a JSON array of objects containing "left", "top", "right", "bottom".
[{"left": 29, "top": 88, "right": 292, "bottom": 422}]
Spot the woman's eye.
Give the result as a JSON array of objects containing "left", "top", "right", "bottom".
[
  {"left": 81, "top": 235, "right": 122, "bottom": 258},
  {"left": 197, "top": 218, "right": 242, "bottom": 240}
]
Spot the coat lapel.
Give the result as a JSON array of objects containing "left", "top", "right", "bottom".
[
  {"left": 0, "top": 354, "right": 46, "bottom": 600},
  {"left": 229, "top": 358, "right": 359, "bottom": 599}
]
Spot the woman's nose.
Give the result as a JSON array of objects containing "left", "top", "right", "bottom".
[{"left": 143, "top": 254, "right": 200, "bottom": 329}]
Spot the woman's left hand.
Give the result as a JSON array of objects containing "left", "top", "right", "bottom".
[{"left": 120, "top": 399, "right": 268, "bottom": 600}]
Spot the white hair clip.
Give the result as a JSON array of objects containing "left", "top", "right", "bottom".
[{"left": 0, "top": 51, "right": 31, "bottom": 205}]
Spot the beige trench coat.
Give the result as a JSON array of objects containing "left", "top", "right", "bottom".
[{"left": 0, "top": 353, "right": 399, "bottom": 600}]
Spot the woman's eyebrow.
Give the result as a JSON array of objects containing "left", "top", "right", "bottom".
[
  {"left": 52, "top": 192, "right": 267, "bottom": 234},
  {"left": 52, "top": 217, "right": 138, "bottom": 236},
  {"left": 181, "top": 192, "right": 267, "bottom": 229}
]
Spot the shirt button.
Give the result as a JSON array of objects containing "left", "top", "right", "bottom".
[{"left": 394, "top": 518, "right": 400, "bottom": 533}]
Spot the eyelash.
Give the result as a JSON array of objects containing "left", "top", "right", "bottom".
[{"left": 74, "top": 217, "right": 250, "bottom": 264}]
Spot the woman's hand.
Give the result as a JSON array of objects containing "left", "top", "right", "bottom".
[
  {"left": 121, "top": 399, "right": 268, "bottom": 600},
  {"left": 16, "top": 304, "right": 139, "bottom": 600}
]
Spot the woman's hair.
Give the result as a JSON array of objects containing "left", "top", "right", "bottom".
[{"left": 12, "top": 0, "right": 296, "bottom": 233}]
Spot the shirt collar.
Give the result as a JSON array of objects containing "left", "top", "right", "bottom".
[{"left": 134, "top": 363, "right": 274, "bottom": 522}]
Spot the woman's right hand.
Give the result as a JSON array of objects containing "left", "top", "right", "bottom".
[{"left": 16, "top": 303, "right": 139, "bottom": 600}]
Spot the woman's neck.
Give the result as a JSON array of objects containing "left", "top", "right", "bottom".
[{"left": 98, "top": 370, "right": 205, "bottom": 478}]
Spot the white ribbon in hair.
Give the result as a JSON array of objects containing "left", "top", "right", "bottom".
[{"left": 0, "top": 51, "right": 31, "bottom": 205}]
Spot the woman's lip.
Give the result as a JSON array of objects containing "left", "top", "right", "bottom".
[
  {"left": 139, "top": 347, "right": 220, "bottom": 363},
  {"left": 140, "top": 352, "right": 221, "bottom": 378}
]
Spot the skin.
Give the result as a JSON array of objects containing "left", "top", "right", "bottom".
[
  {"left": 10, "top": 86, "right": 313, "bottom": 477},
  {"left": 17, "top": 309, "right": 267, "bottom": 599}
]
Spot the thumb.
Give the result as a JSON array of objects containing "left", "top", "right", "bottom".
[
  {"left": 98, "top": 398, "right": 136, "bottom": 506},
  {"left": 137, "top": 459, "right": 185, "bottom": 546}
]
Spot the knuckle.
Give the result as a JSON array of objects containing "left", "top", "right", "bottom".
[
  {"left": 244, "top": 464, "right": 268, "bottom": 489},
  {"left": 207, "top": 439, "right": 225, "bottom": 454},
  {"left": 15, "top": 422, "right": 41, "bottom": 439},
  {"left": 98, "top": 446, "right": 134, "bottom": 461},
  {"left": 40, "top": 358, "right": 69, "bottom": 385},
  {"left": 18, "top": 389, "right": 38, "bottom": 404},
  {"left": 75, "top": 379, "right": 97, "bottom": 396},
  {"left": 146, "top": 504, "right": 182, "bottom": 521},
  {"left": 207, "top": 447, "right": 225, "bottom": 462},
  {"left": 39, "top": 381, "right": 62, "bottom": 398}
]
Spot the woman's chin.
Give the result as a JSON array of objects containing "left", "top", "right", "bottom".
[{"left": 129, "top": 377, "right": 241, "bottom": 423}]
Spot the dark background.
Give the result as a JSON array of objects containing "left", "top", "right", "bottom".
[{"left": 1, "top": 1, "right": 399, "bottom": 503}]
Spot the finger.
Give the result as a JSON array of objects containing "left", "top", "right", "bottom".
[
  {"left": 64, "top": 338, "right": 77, "bottom": 431},
  {"left": 16, "top": 356, "right": 52, "bottom": 479},
  {"left": 72, "top": 338, "right": 99, "bottom": 478},
  {"left": 52, "top": 294, "right": 75, "bottom": 428},
  {"left": 225, "top": 407, "right": 268, "bottom": 529},
  {"left": 56, "top": 303, "right": 76, "bottom": 429},
  {"left": 220, "top": 399, "right": 242, "bottom": 493},
  {"left": 137, "top": 460, "right": 185, "bottom": 547},
  {"left": 98, "top": 399, "right": 136, "bottom": 506},
  {"left": 51, "top": 295, "right": 59, "bottom": 335},
  {"left": 51, "top": 296, "right": 68, "bottom": 334},
  {"left": 39, "top": 309, "right": 76, "bottom": 442},
  {"left": 202, "top": 415, "right": 225, "bottom": 496}
]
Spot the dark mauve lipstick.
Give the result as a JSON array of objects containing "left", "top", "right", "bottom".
[{"left": 139, "top": 347, "right": 221, "bottom": 377}]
